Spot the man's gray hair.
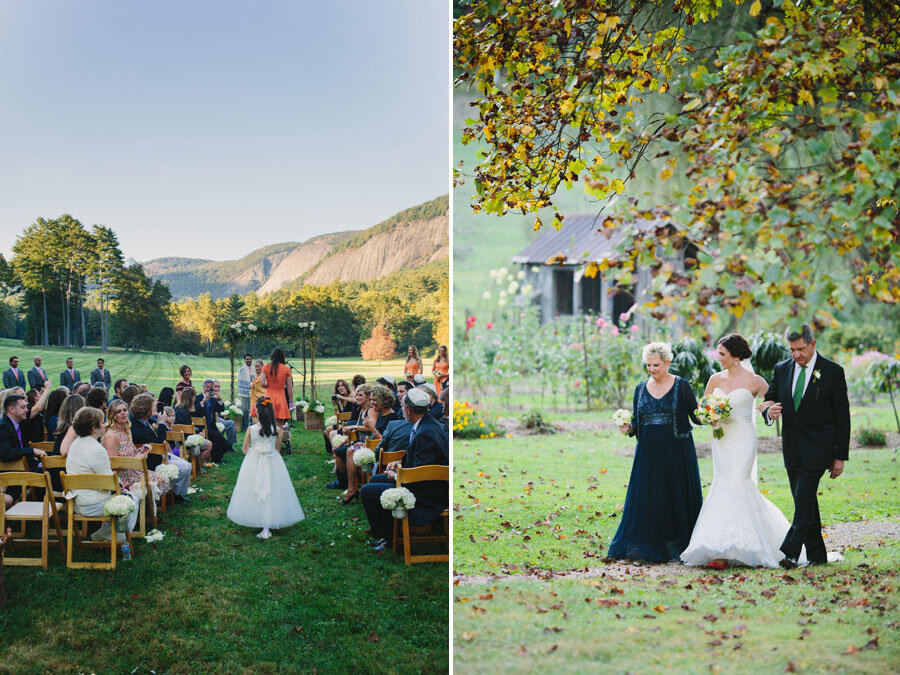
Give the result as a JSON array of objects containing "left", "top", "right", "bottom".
[
  {"left": 784, "top": 323, "right": 815, "bottom": 344},
  {"left": 203, "top": 378, "right": 215, "bottom": 385}
]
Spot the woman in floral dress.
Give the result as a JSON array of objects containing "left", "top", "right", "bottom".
[{"left": 102, "top": 399, "right": 171, "bottom": 496}]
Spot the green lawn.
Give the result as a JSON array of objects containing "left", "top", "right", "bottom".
[
  {"left": 0, "top": 338, "right": 420, "bottom": 401},
  {"left": 0, "top": 418, "right": 449, "bottom": 673},
  {"left": 453, "top": 408, "right": 900, "bottom": 672}
]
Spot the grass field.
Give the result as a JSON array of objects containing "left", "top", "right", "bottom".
[
  {"left": 0, "top": 413, "right": 449, "bottom": 673},
  {"left": 452, "top": 402, "right": 900, "bottom": 672},
  {"left": 0, "top": 338, "right": 419, "bottom": 400}
]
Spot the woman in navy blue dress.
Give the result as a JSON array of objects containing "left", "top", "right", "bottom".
[{"left": 608, "top": 342, "right": 704, "bottom": 562}]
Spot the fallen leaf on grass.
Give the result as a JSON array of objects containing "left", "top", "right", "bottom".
[
  {"left": 843, "top": 645, "right": 857, "bottom": 656},
  {"left": 293, "top": 626, "right": 303, "bottom": 633},
  {"left": 785, "top": 660, "right": 797, "bottom": 672},
  {"left": 543, "top": 627, "right": 564, "bottom": 633},
  {"left": 703, "top": 614, "right": 719, "bottom": 623},
  {"left": 654, "top": 604, "right": 667, "bottom": 613},
  {"left": 460, "top": 632, "right": 477, "bottom": 641},
  {"left": 516, "top": 646, "right": 529, "bottom": 656},
  {"left": 369, "top": 632, "right": 380, "bottom": 643}
]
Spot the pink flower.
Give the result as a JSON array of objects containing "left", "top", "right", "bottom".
[
  {"left": 495, "top": 368, "right": 501, "bottom": 374},
  {"left": 619, "top": 312, "right": 628, "bottom": 322},
  {"left": 630, "top": 325, "right": 639, "bottom": 333},
  {"left": 466, "top": 316, "right": 477, "bottom": 329},
  {"left": 610, "top": 326, "right": 620, "bottom": 336},
  {"left": 575, "top": 380, "right": 582, "bottom": 388},
  {"left": 595, "top": 317, "right": 607, "bottom": 328},
  {"left": 486, "top": 322, "right": 494, "bottom": 330}
]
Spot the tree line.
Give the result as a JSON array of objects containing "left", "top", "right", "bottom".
[{"left": 1, "top": 218, "right": 448, "bottom": 357}]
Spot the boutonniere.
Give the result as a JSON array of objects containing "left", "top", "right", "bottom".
[{"left": 813, "top": 370, "right": 821, "bottom": 381}]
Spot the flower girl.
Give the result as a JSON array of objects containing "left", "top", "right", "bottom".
[{"left": 227, "top": 397, "right": 305, "bottom": 539}]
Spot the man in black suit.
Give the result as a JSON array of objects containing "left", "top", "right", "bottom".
[
  {"left": 2, "top": 356, "right": 26, "bottom": 389},
  {"left": 60, "top": 358, "right": 80, "bottom": 391},
  {"left": 0, "top": 394, "right": 48, "bottom": 498},
  {"left": 90, "top": 358, "right": 112, "bottom": 389},
  {"left": 195, "top": 378, "right": 231, "bottom": 463},
  {"left": 361, "top": 388, "right": 448, "bottom": 551},
  {"left": 760, "top": 323, "right": 850, "bottom": 567},
  {"left": 27, "top": 356, "right": 49, "bottom": 389}
]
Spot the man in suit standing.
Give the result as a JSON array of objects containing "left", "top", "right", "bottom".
[
  {"left": 2, "top": 357, "right": 26, "bottom": 389},
  {"left": 90, "top": 358, "right": 112, "bottom": 389},
  {"left": 760, "top": 323, "right": 850, "bottom": 567},
  {"left": 27, "top": 356, "right": 49, "bottom": 390},
  {"left": 361, "top": 388, "right": 448, "bottom": 552},
  {"left": 0, "top": 394, "right": 49, "bottom": 498},
  {"left": 60, "top": 358, "right": 80, "bottom": 391}
]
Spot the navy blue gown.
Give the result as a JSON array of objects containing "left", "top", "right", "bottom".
[{"left": 607, "top": 376, "right": 703, "bottom": 562}]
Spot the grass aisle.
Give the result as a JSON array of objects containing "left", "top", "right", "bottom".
[
  {"left": 0, "top": 422, "right": 448, "bottom": 673},
  {"left": 453, "top": 421, "right": 900, "bottom": 672}
]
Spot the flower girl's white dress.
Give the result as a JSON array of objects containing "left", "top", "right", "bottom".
[{"left": 227, "top": 424, "right": 304, "bottom": 529}]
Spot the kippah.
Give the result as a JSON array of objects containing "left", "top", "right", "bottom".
[{"left": 405, "top": 388, "right": 429, "bottom": 408}]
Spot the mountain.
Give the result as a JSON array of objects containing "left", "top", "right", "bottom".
[{"left": 143, "top": 195, "right": 448, "bottom": 300}]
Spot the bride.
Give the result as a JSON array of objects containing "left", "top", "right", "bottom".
[{"left": 680, "top": 334, "right": 796, "bottom": 568}]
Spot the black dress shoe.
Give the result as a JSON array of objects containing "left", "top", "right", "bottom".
[
  {"left": 341, "top": 491, "right": 360, "bottom": 505},
  {"left": 779, "top": 557, "right": 799, "bottom": 570},
  {"left": 175, "top": 495, "right": 190, "bottom": 504}
]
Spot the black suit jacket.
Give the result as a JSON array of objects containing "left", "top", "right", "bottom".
[
  {"left": 60, "top": 369, "right": 81, "bottom": 390},
  {"left": 402, "top": 412, "right": 449, "bottom": 525},
  {"left": 0, "top": 416, "right": 39, "bottom": 470},
  {"left": 131, "top": 418, "right": 168, "bottom": 471},
  {"left": 90, "top": 368, "right": 112, "bottom": 388},
  {"left": 763, "top": 353, "right": 850, "bottom": 471}
]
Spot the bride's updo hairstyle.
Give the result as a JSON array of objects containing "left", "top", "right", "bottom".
[
  {"left": 716, "top": 333, "right": 752, "bottom": 360},
  {"left": 256, "top": 397, "right": 277, "bottom": 437},
  {"left": 641, "top": 341, "right": 673, "bottom": 364}
]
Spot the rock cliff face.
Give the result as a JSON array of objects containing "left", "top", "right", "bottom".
[
  {"left": 144, "top": 195, "right": 448, "bottom": 299},
  {"left": 303, "top": 214, "right": 448, "bottom": 285}
]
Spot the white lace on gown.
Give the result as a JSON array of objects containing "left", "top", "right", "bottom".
[
  {"left": 227, "top": 424, "right": 305, "bottom": 529},
  {"left": 681, "top": 387, "right": 800, "bottom": 568}
]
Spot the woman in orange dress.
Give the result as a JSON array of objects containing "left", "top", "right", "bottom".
[
  {"left": 432, "top": 344, "right": 449, "bottom": 396},
  {"left": 404, "top": 345, "right": 423, "bottom": 380},
  {"left": 259, "top": 349, "right": 292, "bottom": 426}
]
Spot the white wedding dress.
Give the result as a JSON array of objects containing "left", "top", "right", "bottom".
[
  {"left": 680, "top": 387, "right": 799, "bottom": 568},
  {"left": 227, "top": 424, "right": 305, "bottom": 529}
]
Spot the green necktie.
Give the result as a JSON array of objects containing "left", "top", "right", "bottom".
[{"left": 793, "top": 365, "right": 807, "bottom": 411}]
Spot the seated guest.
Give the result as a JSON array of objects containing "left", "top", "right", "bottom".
[
  {"left": 139, "top": 384, "right": 149, "bottom": 394},
  {"left": 175, "top": 365, "right": 193, "bottom": 393},
  {"left": 120, "top": 384, "right": 140, "bottom": 410},
  {"left": 74, "top": 382, "right": 92, "bottom": 397},
  {"left": 394, "top": 381, "right": 413, "bottom": 414},
  {"left": 54, "top": 393, "right": 86, "bottom": 458},
  {"left": 361, "top": 389, "right": 449, "bottom": 552},
  {"left": 212, "top": 380, "right": 237, "bottom": 445},
  {"left": 131, "top": 393, "right": 192, "bottom": 501},
  {"left": 60, "top": 357, "right": 80, "bottom": 391},
  {"left": 157, "top": 387, "right": 175, "bottom": 415},
  {"left": 376, "top": 375, "right": 396, "bottom": 394},
  {"left": 194, "top": 380, "right": 232, "bottom": 463},
  {"left": 372, "top": 415, "right": 413, "bottom": 473},
  {"left": 66, "top": 406, "right": 138, "bottom": 544},
  {"left": 418, "top": 383, "right": 443, "bottom": 420},
  {"left": 0, "top": 393, "right": 49, "bottom": 479},
  {"left": 323, "top": 379, "right": 354, "bottom": 454},
  {"left": 90, "top": 357, "right": 112, "bottom": 389},
  {"left": 85, "top": 387, "right": 108, "bottom": 413},
  {"left": 439, "top": 385, "right": 449, "bottom": 422},
  {"left": 343, "top": 384, "right": 398, "bottom": 505},
  {"left": 174, "top": 387, "right": 212, "bottom": 466},
  {"left": 110, "top": 378, "right": 129, "bottom": 403},
  {"left": 327, "top": 383, "right": 372, "bottom": 490},
  {"left": 23, "top": 384, "right": 52, "bottom": 444},
  {"left": 102, "top": 399, "right": 171, "bottom": 497},
  {"left": 45, "top": 387, "right": 69, "bottom": 438}
]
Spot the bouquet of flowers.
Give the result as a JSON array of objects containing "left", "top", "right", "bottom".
[
  {"left": 155, "top": 463, "right": 179, "bottom": 482},
  {"left": 353, "top": 448, "right": 376, "bottom": 472},
  {"left": 380, "top": 487, "right": 416, "bottom": 519},
  {"left": 310, "top": 400, "right": 326, "bottom": 414},
  {"left": 696, "top": 394, "right": 733, "bottom": 439},
  {"left": 229, "top": 403, "right": 242, "bottom": 417},
  {"left": 103, "top": 494, "right": 136, "bottom": 533},
  {"left": 216, "top": 421, "right": 225, "bottom": 433},
  {"left": 325, "top": 415, "right": 337, "bottom": 427},
  {"left": 185, "top": 434, "right": 205, "bottom": 457},
  {"left": 612, "top": 408, "right": 632, "bottom": 433},
  {"left": 331, "top": 434, "right": 348, "bottom": 447},
  {"left": 145, "top": 529, "right": 165, "bottom": 543},
  {"left": 296, "top": 400, "right": 310, "bottom": 413}
]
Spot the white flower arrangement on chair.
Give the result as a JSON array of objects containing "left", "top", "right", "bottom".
[
  {"left": 380, "top": 487, "right": 416, "bottom": 519},
  {"left": 353, "top": 448, "right": 376, "bottom": 472},
  {"left": 155, "top": 464, "right": 179, "bottom": 482}
]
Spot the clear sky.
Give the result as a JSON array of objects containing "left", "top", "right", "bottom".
[{"left": 0, "top": 0, "right": 449, "bottom": 262}]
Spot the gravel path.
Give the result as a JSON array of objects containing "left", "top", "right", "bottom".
[{"left": 453, "top": 519, "right": 900, "bottom": 586}]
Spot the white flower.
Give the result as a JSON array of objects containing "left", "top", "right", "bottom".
[
  {"left": 498, "top": 267, "right": 507, "bottom": 278},
  {"left": 506, "top": 274, "right": 514, "bottom": 282},
  {"left": 482, "top": 291, "right": 491, "bottom": 300},
  {"left": 522, "top": 284, "right": 533, "bottom": 296},
  {"left": 230, "top": 404, "right": 242, "bottom": 415},
  {"left": 380, "top": 487, "right": 416, "bottom": 515},
  {"left": 507, "top": 281, "right": 519, "bottom": 294},
  {"left": 353, "top": 448, "right": 376, "bottom": 468},
  {"left": 145, "top": 529, "right": 165, "bottom": 543},
  {"left": 247, "top": 323, "right": 257, "bottom": 332},
  {"left": 612, "top": 408, "right": 632, "bottom": 427},
  {"left": 310, "top": 322, "right": 316, "bottom": 329},
  {"left": 103, "top": 495, "right": 136, "bottom": 518},
  {"left": 813, "top": 369, "right": 821, "bottom": 381},
  {"left": 314, "top": 404, "right": 325, "bottom": 414},
  {"left": 331, "top": 434, "right": 348, "bottom": 447},
  {"left": 185, "top": 434, "right": 205, "bottom": 449},
  {"left": 215, "top": 422, "right": 225, "bottom": 433},
  {"left": 298, "top": 322, "right": 307, "bottom": 328},
  {"left": 517, "top": 270, "right": 526, "bottom": 280},
  {"left": 297, "top": 400, "right": 309, "bottom": 412},
  {"left": 498, "top": 298, "right": 507, "bottom": 307},
  {"left": 325, "top": 415, "right": 337, "bottom": 426},
  {"left": 499, "top": 290, "right": 508, "bottom": 298},
  {"left": 531, "top": 266, "right": 540, "bottom": 273},
  {"left": 155, "top": 464, "right": 179, "bottom": 482},
  {"left": 488, "top": 268, "right": 498, "bottom": 279}
]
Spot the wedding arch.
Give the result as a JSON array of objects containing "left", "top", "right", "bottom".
[{"left": 219, "top": 321, "right": 320, "bottom": 402}]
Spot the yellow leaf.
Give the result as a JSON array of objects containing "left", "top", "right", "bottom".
[
  {"left": 798, "top": 89, "right": 814, "bottom": 106},
  {"left": 560, "top": 98, "right": 575, "bottom": 115},
  {"left": 611, "top": 179, "right": 625, "bottom": 194},
  {"left": 726, "top": 168, "right": 736, "bottom": 182},
  {"left": 659, "top": 167, "right": 673, "bottom": 181},
  {"left": 533, "top": 216, "right": 543, "bottom": 231},
  {"left": 682, "top": 97, "right": 702, "bottom": 112},
  {"left": 749, "top": 0, "right": 761, "bottom": 17},
  {"left": 584, "top": 262, "right": 599, "bottom": 278}
]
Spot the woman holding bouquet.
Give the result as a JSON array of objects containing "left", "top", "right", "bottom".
[
  {"left": 608, "top": 342, "right": 703, "bottom": 562},
  {"left": 404, "top": 345, "right": 423, "bottom": 379}
]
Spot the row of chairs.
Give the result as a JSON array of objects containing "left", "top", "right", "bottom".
[{"left": 334, "top": 411, "right": 449, "bottom": 565}]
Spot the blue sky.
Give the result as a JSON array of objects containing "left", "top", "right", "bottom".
[{"left": 0, "top": 0, "right": 449, "bottom": 262}]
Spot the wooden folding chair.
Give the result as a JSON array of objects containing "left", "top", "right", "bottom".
[
  {"left": 377, "top": 450, "right": 406, "bottom": 474},
  {"left": 0, "top": 458, "right": 34, "bottom": 535},
  {"left": 108, "top": 457, "right": 151, "bottom": 536},
  {"left": 29, "top": 441, "right": 55, "bottom": 455},
  {"left": 40, "top": 455, "right": 68, "bottom": 513},
  {"left": 173, "top": 424, "right": 202, "bottom": 477},
  {"left": 335, "top": 411, "right": 352, "bottom": 431},
  {"left": 191, "top": 417, "right": 208, "bottom": 438},
  {"left": 392, "top": 465, "right": 449, "bottom": 565},
  {"left": 166, "top": 430, "right": 194, "bottom": 479},
  {"left": 0, "top": 471, "right": 65, "bottom": 569},
  {"left": 60, "top": 472, "right": 132, "bottom": 570},
  {"left": 148, "top": 443, "right": 175, "bottom": 511}
]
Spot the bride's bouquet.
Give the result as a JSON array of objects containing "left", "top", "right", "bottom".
[
  {"left": 353, "top": 448, "right": 376, "bottom": 473},
  {"left": 612, "top": 408, "right": 632, "bottom": 433},
  {"left": 103, "top": 494, "right": 136, "bottom": 533},
  {"left": 696, "top": 394, "right": 732, "bottom": 439},
  {"left": 155, "top": 463, "right": 179, "bottom": 482},
  {"left": 380, "top": 487, "right": 416, "bottom": 519}
]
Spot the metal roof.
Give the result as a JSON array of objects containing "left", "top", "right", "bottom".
[{"left": 511, "top": 214, "right": 668, "bottom": 265}]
